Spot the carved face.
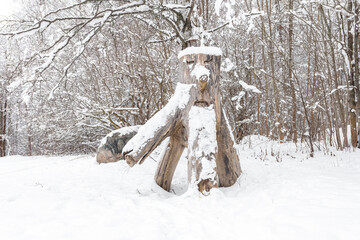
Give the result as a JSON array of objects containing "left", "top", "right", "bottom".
[
  {"left": 181, "top": 54, "right": 214, "bottom": 84},
  {"left": 180, "top": 53, "right": 221, "bottom": 106}
]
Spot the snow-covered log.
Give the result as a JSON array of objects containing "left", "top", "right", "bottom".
[
  {"left": 96, "top": 126, "right": 140, "bottom": 164},
  {"left": 122, "top": 83, "right": 196, "bottom": 167}
]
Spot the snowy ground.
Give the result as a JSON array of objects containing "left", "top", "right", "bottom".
[{"left": 1, "top": 136, "right": 360, "bottom": 240}]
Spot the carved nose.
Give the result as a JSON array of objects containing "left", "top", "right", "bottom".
[{"left": 199, "top": 75, "right": 208, "bottom": 92}]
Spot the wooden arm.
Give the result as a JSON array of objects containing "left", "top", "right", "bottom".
[{"left": 122, "top": 83, "right": 196, "bottom": 166}]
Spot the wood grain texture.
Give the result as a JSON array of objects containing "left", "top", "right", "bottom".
[{"left": 154, "top": 124, "right": 187, "bottom": 191}]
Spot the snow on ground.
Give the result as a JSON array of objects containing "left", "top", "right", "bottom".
[{"left": 1, "top": 136, "right": 360, "bottom": 240}]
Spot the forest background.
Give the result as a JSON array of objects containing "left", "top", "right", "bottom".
[{"left": 1, "top": 0, "right": 359, "bottom": 157}]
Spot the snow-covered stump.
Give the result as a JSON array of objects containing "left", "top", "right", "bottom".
[{"left": 123, "top": 47, "right": 241, "bottom": 194}]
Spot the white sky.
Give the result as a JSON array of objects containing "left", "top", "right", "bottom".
[{"left": 0, "top": 0, "right": 20, "bottom": 17}]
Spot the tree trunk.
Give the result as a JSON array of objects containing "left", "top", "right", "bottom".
[
  {"left": 266, "top": 0, "right": 284, "bottom": 142},
  {"left": 288, "top": 0, "right": 297, "bottom": 143},
  {"left": 319, "top": 4, "right": 349, "bottom": 148},
  {"left": 0, "top": 100, "right": 6, "bottom": 157},
  {"left": 347, "top": 1, "right": 357, "bottom": 148},
  {"left": 258, "top": 0, "right": 270, "bottom": 137},
  {"left": 354, "top": 2, "right": 360, "bottom": 148}
]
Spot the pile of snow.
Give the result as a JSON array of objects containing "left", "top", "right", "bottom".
[{"left": 1, "top": 136, "right": 360, "bottom": 239}]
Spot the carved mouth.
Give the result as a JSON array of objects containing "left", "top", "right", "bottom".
[{"left": 194, "top": 100, "right": 210, "bottom": 107}]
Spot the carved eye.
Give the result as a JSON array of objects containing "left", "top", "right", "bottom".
[
  {"left": 186, "top": 60, "right": 195, "bottom": 65},
  {"left": 204, "top": 56, "right": 213, "bottom": 63}
]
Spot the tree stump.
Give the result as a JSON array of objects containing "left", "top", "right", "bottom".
[{"left": 122, "top": 47, "right": 241, "bottom": 194}]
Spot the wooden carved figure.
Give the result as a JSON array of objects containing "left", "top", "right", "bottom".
[{"left": 122, "top": 47, "right": 241, "bottom": 194}]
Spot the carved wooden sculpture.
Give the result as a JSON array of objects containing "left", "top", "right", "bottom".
[{"left": 122, "top": 47, "right": 241, "bottom": 193}]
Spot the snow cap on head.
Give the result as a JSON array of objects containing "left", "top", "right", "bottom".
[{"left": 178, "top": 46, "right": 222, "bottom": 59}]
